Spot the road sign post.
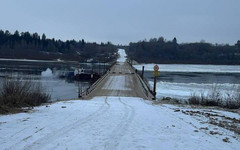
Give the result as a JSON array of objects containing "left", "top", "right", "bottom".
[
  {"left": 153, "top": 76, "right": 157, "bottom": 100},
  {"left": 153, "top": 65, "right": 159, "bottom": 100}
]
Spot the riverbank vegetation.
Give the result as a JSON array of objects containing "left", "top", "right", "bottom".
[
  {"left": 161, "top": 86, "right": 240, "bottom": 109},
  {"left": 126, "top": 37, "right": 240, "bottom": 65},
  {"left": 188, "top": 87, "right": 240, "bottom": 109},
  {"left": 0, "top": 79, "right": 50, "bottom": 114}
]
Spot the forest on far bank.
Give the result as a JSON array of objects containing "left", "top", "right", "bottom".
[
  {"left": 126, "top": 37, "right": 240, "bottom": 65},
  {"left": 0, "top": 30, "right": 117, "bottom": 62},
  {"left": 1, "top": 29, "right": 240, "bottom": 65}
]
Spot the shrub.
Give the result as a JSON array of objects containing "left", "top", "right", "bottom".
[
  {"left": 188, "top": 93, "right": 201, "bottom": 105},
  {"left": 201, "top": 99, "right": 219, "bottom": 106},
  {"left": 0, "top": 78, "right": 50, "bottom": 113}
]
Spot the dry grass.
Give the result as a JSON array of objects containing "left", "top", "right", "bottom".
[
  {"left": 188, "top": 85, "right": 240, "bottom": 109},
  {"left": 0, "top": 78, "right": 50, "bottom": 114}
]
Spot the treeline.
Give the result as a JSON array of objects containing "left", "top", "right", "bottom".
[
  {"left": 0, "top": 30, "right": 117, "bottom": 62},
  {"left": 126, "top": 37, "right": 240, "bottom": 65}
]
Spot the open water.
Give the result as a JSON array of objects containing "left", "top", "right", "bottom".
[{"left": 0, "top": 60, "right": 109, "bottom": 101}]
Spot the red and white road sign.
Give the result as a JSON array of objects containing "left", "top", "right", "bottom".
[{"left": 153, "top": 65, "right": 159, "bottom": 71}]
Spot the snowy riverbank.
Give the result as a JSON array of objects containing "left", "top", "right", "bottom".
[{"left": 0, "top": 96, "right": 239, "bottom": 150}]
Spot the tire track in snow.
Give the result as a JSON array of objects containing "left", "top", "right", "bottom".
[
  {"left": 23, "top": 97, "right": 110, "bottom": 150},
  {"left": 104, "top": 97, "right": 135, "bottom": 150}
]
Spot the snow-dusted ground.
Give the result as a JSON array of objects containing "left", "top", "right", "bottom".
[
  {"left": 0, "top": 97, "right": 239, "bottom": 150},
  {"left": 134, "top": 64, "right": 240, "bottom": 73}
]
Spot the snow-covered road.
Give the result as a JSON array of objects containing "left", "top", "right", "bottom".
[{"left": 0, "top": 97, "right": 239, "bottom": 150}]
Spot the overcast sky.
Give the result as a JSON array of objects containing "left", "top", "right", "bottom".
[{"left": 0, "top": 0, "right": 239, "bottom": 45}]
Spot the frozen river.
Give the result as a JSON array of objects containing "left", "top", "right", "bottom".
[{"left": 134, "top": 64, "right": 240, "bottom": 100}]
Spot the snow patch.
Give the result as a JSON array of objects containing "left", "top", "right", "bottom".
[{"left": 41, "top": 68, "right": 53, "bottom": 77}]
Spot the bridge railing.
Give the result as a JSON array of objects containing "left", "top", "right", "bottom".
[
  {"left": 79, "top": 61, "right": 117, "bottom": 97},
  {"left": 127, "top": 60, "right": 154, "bottom": 98}
]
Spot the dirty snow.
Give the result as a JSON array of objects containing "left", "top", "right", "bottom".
[{"left": 0, "top": 97, "right": 239, "bottom": 150}]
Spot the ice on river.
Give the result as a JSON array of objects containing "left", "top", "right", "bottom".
[
  {"left": 134, "top": 64, "right": 240, "bottom": 73},
  {"left": 41, "top": 68, "right": 53, "bottom": 77},
  {"left": 149, "top": 81, "right": 240, "bottom": 100},
  {"left": 134, "top": 64, "right": 240, "bottom": 100}
]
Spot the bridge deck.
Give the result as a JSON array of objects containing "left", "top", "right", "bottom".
[{"left": 85, "top": 62, "right": 153, "bottom": 99}]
